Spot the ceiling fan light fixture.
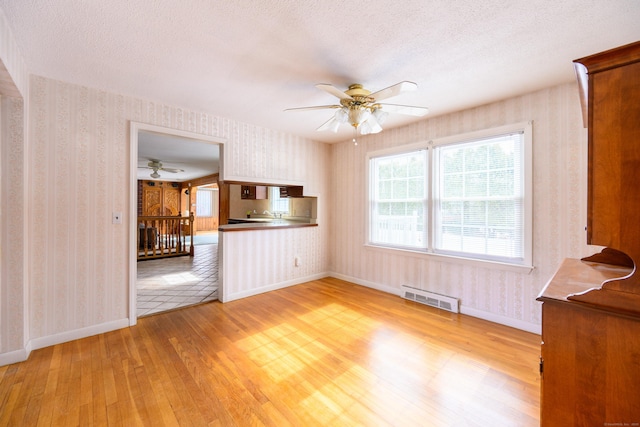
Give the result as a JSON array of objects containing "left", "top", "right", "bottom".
[
  {"left": 334, "top": 107, "right": 348, "bottom": 123},
  {"left": 360, "top": 119, "right": 381, "bottom": 135},
  {"left": 327, "top": 119, "right": 341, "bottom": 133},
  {"left": 150, "top": 170, "right": 160, "bottom": 179},
  {"left": 348, "top": 108, "right": 371, "bottom": 128},
  {"left": 372, "top": 108, "right": 389, "bottom": 125}
]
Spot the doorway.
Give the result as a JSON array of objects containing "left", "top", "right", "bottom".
[{"left": 129, "top": 122, "right": 225, "bottom": 324}]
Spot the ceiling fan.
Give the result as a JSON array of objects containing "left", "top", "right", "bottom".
[
  {"left": 285, "top": 81, "right": 429, "bottom": 137},
  {"left": 139, "top": 159, "right": 184, "bottom": 179}
]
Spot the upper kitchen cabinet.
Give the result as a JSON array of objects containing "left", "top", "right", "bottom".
[
  {"left": 279, "top": 186, "right": 303, "bottom": 198},
  {"left": 241, "top": 185, "right": 268, "bottom": 200}
]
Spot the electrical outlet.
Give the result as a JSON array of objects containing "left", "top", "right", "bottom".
[{"left": 112, "top": 212, "right": 122, "bottom": 224}]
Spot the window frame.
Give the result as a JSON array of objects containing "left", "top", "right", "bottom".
[{"left": 366, "top": 121, "right": 533, "bottom": 272}]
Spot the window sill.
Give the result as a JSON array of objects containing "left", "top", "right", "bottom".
[{"left": 364, "top": 244, "right": 534, "bottom": 274}]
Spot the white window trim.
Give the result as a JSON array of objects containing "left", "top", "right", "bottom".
[{"left": 365, "top": 121, "right": 534, "bottom": 273}]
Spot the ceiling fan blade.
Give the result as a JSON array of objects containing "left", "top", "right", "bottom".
[
  {"left": 315, "top": 84, "right": 354, "bottom": 101},
  {"left": 161, "top": 167, "right": 184, "bottom": 173},
  {"left": 316, "top": 116, "right": 341, "bottom": 133},
  {"left": 379, "top": 103, "right": 429, "bottom": 117},
  {"left": 370, "top": 81, "right": 418, "bottom": 102},
  {"left": 284, "top": 105, "right": 341, "bottom": 112}
]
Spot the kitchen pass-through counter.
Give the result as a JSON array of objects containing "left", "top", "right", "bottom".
[
  {"left": 220, "top": 217, "right": 317, "bottom": 231},
  {"left": 217, "top": 218, "right": 323, "bottom": 303}
]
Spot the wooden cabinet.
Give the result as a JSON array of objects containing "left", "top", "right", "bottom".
[
  {"left": 537, "top": 41, "right": 640, "bottom": 426},
  {"left": 279, "top": 186, "right": 303, "bottom": 198},
  {"left": 578, "top": 42, "right": 640, "bottom": 262},
  {"left": 240, "top": 185, "right": 267, "bottom": 200},
  {"left": 140, "top": 180, "right": 181, "bottom": 215},
  {"left": 537, "top": 260, "right": 639, "bottom": 425}
]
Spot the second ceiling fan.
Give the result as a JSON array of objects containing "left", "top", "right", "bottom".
[
  {"left": 140, "top": 159, "right": 184, "bottom": 179},
  {"left": 285, "top": 81, "right": 429, "bottom": 136}
]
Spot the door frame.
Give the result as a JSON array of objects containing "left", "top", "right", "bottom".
[{"left": 128, "top": 122, "right": 225, "bottom": 325}]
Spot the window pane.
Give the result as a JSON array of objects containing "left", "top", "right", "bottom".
[
  {"left": 442, "top": 148, "right": 463, "bottom": 173},
  {"left": 489, "top": 169, "right": 514, "bottom": 196},
  {"left": 270, "top": 187, "right": 290, "bottom": 213},
  {"left": 392, "top": 180, "right": 408, "bottom": 199},
  {"left": 464, "top": 172, "right": 487, "bottom": 197},
  {"left": 435, "top": 132, "right": 524, "bottom": 261},
  {"left": 442, "top": 174, "right": 463, "bottom": 198},
  {"left": 196, "top": 189, "right": 212, "bottom": 217},
  {"left": 379, "top": 180, "right": 392, "bottom": 199},
  {"left": 465, "top": 145, "right": 487, "bottom": 171},
  {"left": 370, "top": 150, "right": 427, "bottom": 249},
  {"left": 407, "top": 178, "right": 424, "bottom": 198}
]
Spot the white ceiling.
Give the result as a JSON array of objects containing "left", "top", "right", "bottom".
[
  {"left": 2, "top": 1, "right": 639, "bottom": 146},
  {"left": 137, "top": 131, "right": 220, "bottom": 182}
]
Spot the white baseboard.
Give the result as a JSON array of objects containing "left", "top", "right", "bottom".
[
  {"left": 0, "top": 346, "right": 30, "bottom": 366},
  {"left": 328, "top": 272, "right": 541, "bottom": 335},
  {"left": 29, "top": 318, "right": 131, "bottom": 353},
  {"left": 460, "top": 306, "right": 541, "bottom": 335},
  {"left": 0, "top": 318, "right": 130, "bottom": 367},
  {"left": 221, "top": 272, "right": 330, "bottom": 303},
  {"left": 329, "top": 272, "right": 402, "bottom": 297}
]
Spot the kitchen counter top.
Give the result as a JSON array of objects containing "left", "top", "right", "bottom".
[
  {"left": 220, "top": 218, "right": 317, "bottom": 232},
  {"left": 227, "top": 217, "right": 276, "bottom": 223}
]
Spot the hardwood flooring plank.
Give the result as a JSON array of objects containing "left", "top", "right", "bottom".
[{"left": 0, "top": 279, "right": 540, "bottom": 425}]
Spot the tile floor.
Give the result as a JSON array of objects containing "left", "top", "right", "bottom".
[{"left": 136, "top": 243, "right": 218, "bottom": 317}]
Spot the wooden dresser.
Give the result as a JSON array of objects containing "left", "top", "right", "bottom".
[{"left": 537, "top": 41, "right": 640, "bottom": 425}]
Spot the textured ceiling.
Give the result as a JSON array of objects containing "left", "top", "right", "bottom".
[{"left": 1, "top": 1, "right": 639, "bottom": 143}]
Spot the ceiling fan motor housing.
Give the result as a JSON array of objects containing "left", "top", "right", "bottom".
[
  {"left": 348, "top": 107, "right": 371, "bottom": 127},
  {"left": 345, "top": 84, "right": 372, "bottom": 98}
]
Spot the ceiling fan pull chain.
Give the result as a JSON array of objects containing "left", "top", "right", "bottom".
[{"left": 353, "top": 127, "right": 358, "bottom": 146}]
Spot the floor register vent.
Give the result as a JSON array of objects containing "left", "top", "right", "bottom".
[{"left": 400, "top": 285, "right": 459, "bottom": 313}]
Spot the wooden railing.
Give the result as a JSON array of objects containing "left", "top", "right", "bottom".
[{"left": 137, "top": 214, "right": 194, "bottom": 260}]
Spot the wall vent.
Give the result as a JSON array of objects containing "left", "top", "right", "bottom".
[{"left": 400, "top": 285, "right": 459, "bottom": 313}]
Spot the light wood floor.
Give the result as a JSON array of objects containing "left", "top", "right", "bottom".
[{"left": 0, "top": 278, "right": 541, "bottom": 426}]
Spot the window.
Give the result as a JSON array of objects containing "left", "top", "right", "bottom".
[
  {"left": 370, "top": 150, "right": 428, "bottom": 249},
  {"left": 270, "top": 187, "right": 290, "bottom": 214},
  {"left": 196, "top": 188, "right": 214, "bottom": 217},
  {"left": 368, "top": 122, "right": 532, "bottom": 267}
]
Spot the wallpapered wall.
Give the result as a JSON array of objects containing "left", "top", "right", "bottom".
[
  {"left": 1, "top": 96, "right": 25, "bottom": 354},
  {"left": 0, "top": 9, "right": 28, "bottom": 97},
  {"left": 26, "top": 75, "right": 331, "bottom": 343},
  {"left": 329, "top": 83, "right": 597, "bottom": 333},
  {"left": 0, "top": 7, "right": 28, "bottom": 357}
]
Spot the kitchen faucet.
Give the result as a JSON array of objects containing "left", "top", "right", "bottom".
[{"left": 263, "top": 210, "right": 282, "bottom": 219}]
